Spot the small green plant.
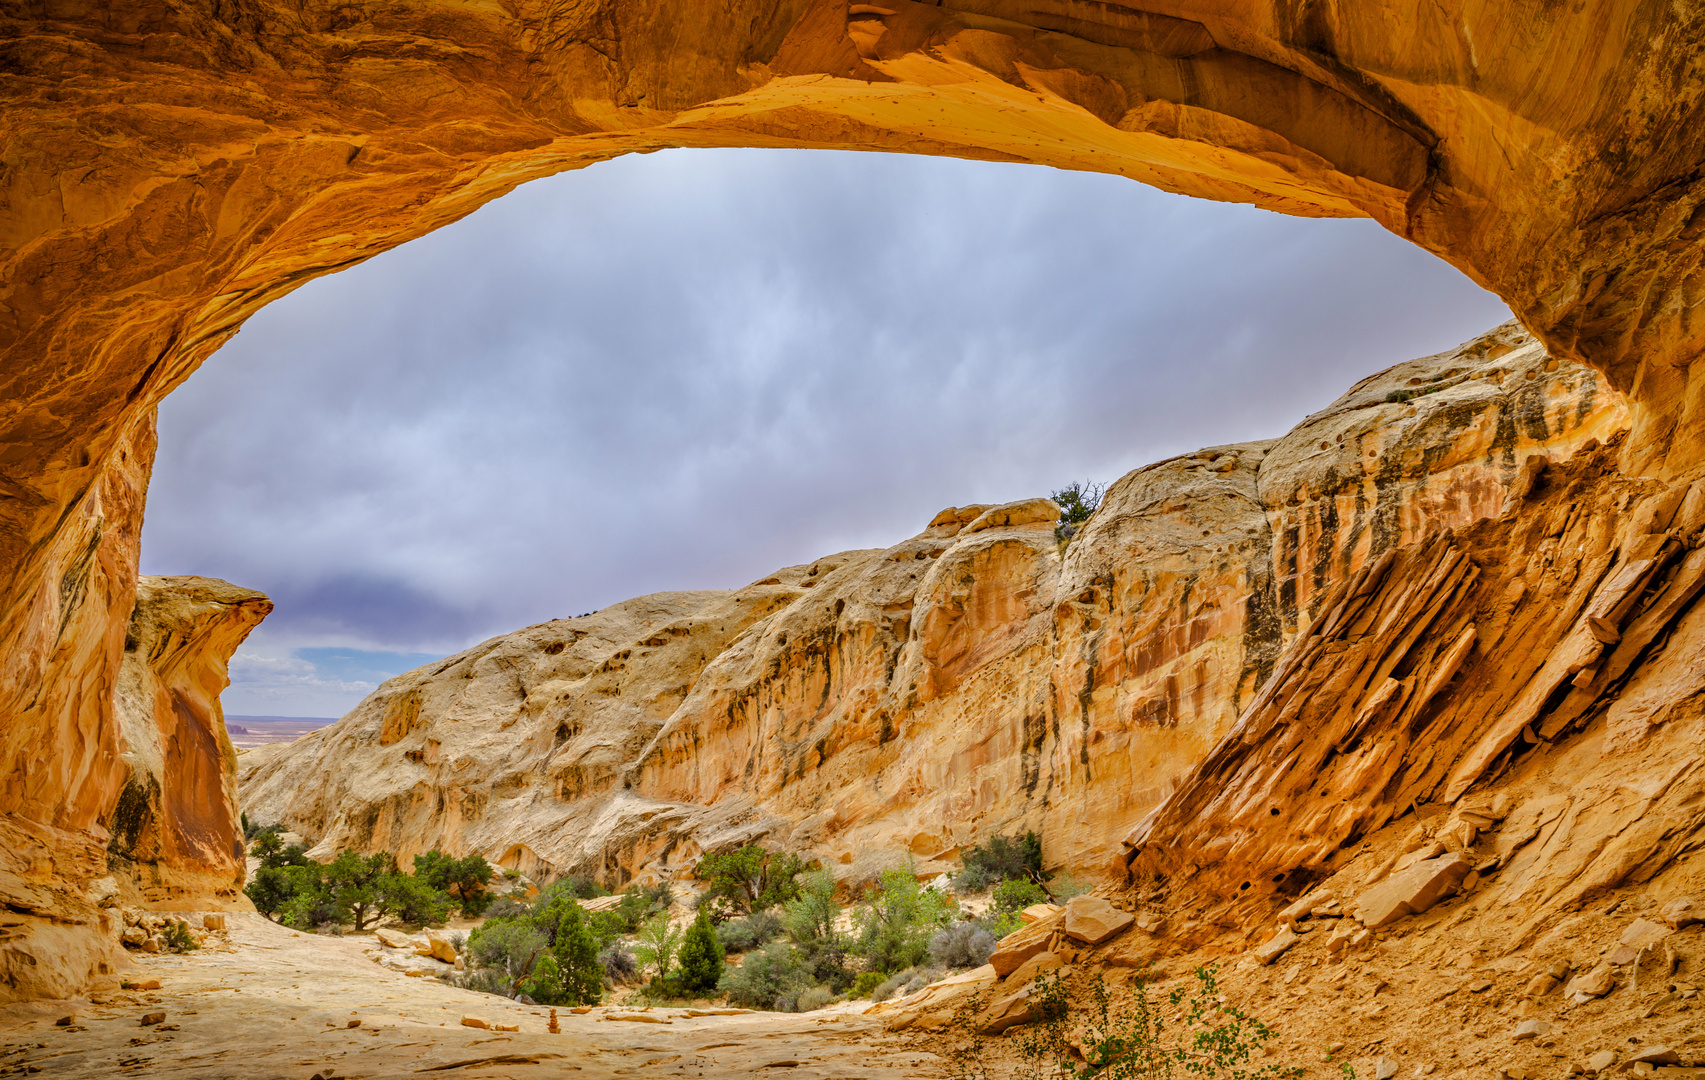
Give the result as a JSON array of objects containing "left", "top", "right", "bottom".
[
  {"left": 161, "top": 920, "right": 199, "bottom": 953},
  {"left": 851, "top": 970, "right": 886, "bottom": 998},
  {"left": 949, "top": 965, "right": 1304, "bottom": 1080},
  {"left": 1050, "top": 482, "right": 1105, "bottom": 545},
  {"left": 1045, "top": 873, "right": 1090, "bottom": 904},
  {"left": 1384, "top": 389, "right": 1414, "bottom": 403}
]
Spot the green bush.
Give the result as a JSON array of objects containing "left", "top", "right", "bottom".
[
  {"left": 549, "top": 901, "right": 604, "bottom": 1005},
  {"left": 413, "top": 850, "right": 495, "bottom": 917},
  {"left": 784, "top": 870, "right": 852, "bottom": 990},
  {"left": 463, "top": 919, "right": 549, "bottom": 995},
  {"left": 379, "top": 872, "right": 454, "bottom": 926},
  {"left": 560, "top": 873, "right": 609, "bottom": 899},
  {"left": 716, "top": 910, "right": 783, "bottom": 953},
  {"left": 1045, "top": 873, "right": 1090, "bottom": 904},
  {"left": 948, "top": 965, "right": 1304, "bottom": 1080},
  {"left": 632, "top": 912, "right": 683, "bottom": 982},
  {"left": 851, "top": 868, "right": 950, "bottom": 976},
  {"left": 718, "top": 939, "right": 814, "bottom": 1010},
  {"left": 953, "top": 831, "right": 1043, "bottom": 893},
  {"left": 850, "top": 970, "right": 886, "bottom": 999},
  {"left": 696, "top": 845, "right": 809, "bottom": 920},
  {"left": 677, "top": 907, "right": 725, "bottom": 994},
  {"left": 1384, "top": 389, "right": 1415, "bottom": 403},
  {"left": 991, "top": 877, "right": 1047, "bottom": 916},
  {"left": 161, "top": 920, "right": 199, "bottom": 953}
]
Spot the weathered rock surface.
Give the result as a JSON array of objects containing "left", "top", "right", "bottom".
[
  {"left": 109, "top": 576, "right": 271, "bottom": 909},
  {"left": 6, "top": 0, "right": 1705, "bottom": 1003},
  {"left": 242, "top": 327, "right": 1629, "bottom": 896}
]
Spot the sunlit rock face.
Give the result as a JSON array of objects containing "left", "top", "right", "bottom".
[
  {"left": 5, "top": 0, "right": 1705, "bottom": 1001},
  {"left": 240, "top": 325, "right": 1630, "bottom": 894},
  {"left": 110, "top": 575, "right": 272, "bottom": 909}
]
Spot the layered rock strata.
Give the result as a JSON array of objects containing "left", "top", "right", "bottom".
[{"left": 240, "top": 325, "right": 1630, "bottom": 896}]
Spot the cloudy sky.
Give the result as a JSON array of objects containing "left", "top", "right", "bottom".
[{"left": 140, "top": 148, "right": 1511, "bottom": 718}]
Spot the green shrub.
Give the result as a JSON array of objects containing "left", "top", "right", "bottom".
[
  {"left": 948, "top": 965, "right": 1304, "bottom": 1080},
  {"left": 953, "top": 831, "right": 1042, "bottom": 893},
  {"left": 716, "top": 910, "right": 783, "bottom": 953},
  {"left": 1384, "top": 389, "right": 1415, "bottom": 403},
  {"left": 550, "top": 901, "right": 604, "bottom": 1005},
  {"left": 161, "top": 920, "right": 198, "bottom": 953},
  {"left": 850, "top": 970, "right": 886, "bottom": 999},
  {"left": 796, "top": 985, "right": 836, "bottom": 1012},
  {"left": 784, "top": 870, "right": 852, "bottom": 990},
  {"left": 991, "top": 877, "right": 1047, "bottom": 917},
  {"left": 413, "top": 850, "right": 495, "bottom": 917},
  {"left": 631, "top": 911, "right": 683, "bottom": 982},
  {"left": 696, "top": 845, "right": 809, "bottom": 920},
  {"left": 851, "top": 869, "right": 950, "bottom": 976},
  {"left": 378, "top": 870, "right": 453, "bottom": 925},
  {"left": 560, "top": 873, "right": 608, "bottom": 899},
  {"left": 718, "top": 940, "right": 814, "bottom": 1010},
  {"left": 462, "top": 919, "right": 549, "bottom": 994},
  {"left": 677, "top": 907, "right": 726, "bottom": 994}
]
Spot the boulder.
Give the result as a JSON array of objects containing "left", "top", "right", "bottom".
[
  {"left": 962, "top": 499, "right": 1061, "bottom": 535},
  {"left": 1001, "top": 951, "right": 1065, "bottom": 989},
  {"left": 1253, "top": 926, "right": 1300, "bottom": 965},
  {"left": 1061, "top": 896, "right": 1133, "bottom": 945},
  {"left": 989, "top": 912, "right": 1062, "bottom": 978},
  {"left": 1019, "top": 904, "right": 1061, "bottom": 925},
  {"left": 1565, "top": 963, "right": 1617, "bottom": 1002},
  {"left": 419, "top": 929, "right": 457, "bottom": 964},
  {"left": 374, "top": 928, "right": 414, "bottom": 950},
  {"left": 461, "top": 1016, "right": 490, "bottom": 1029},
  {"left": 978, "top": 970, "right": 1071, "bottom": 1037},
  {"left": 1627, "top": 1048, "right": 1681, "bottom": 1068},
  {"left": 1608, "top": 918, "right": 1673, "bottom": 965},
  {"left": 201, "top": 914, "right": 226, "bottom": 932},
  {"left": 1658, "top": 897, "right": 1699, "bottom": 930},
  {"left": 1353, "top": 852, "right": 1472, "bottom": 929},
  {"left": 1586, "top": 1052, "right": 1618, "bottom": 1075}
]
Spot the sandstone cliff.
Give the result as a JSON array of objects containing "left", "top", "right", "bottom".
[
  {"left": 109, "top": 576, "right": 272, "bottom": 909},
  {"left": 0, "top": 570, "right": 267, "bottom": 1001},
  {"left": 240, "top": 324, "right": 1630, "bottom": 899}
]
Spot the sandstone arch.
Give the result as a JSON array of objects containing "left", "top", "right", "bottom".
[{"left": 2, "top": 0, "right": 1704, "bottom": 999}]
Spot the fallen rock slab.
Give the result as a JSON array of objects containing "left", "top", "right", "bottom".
[
  {"left": 989, "top": 913, "right": 1062, "bottom": 978},
  {"left": 1253, "top": 926, "right": 1300, "bottom": 965},
  {"left": 1061, "top": 896, "right": 1133, "bottom": 945},
  {"left": 1659, "top": 897, "right": 1698, "bottom": 929},
  {"left": 1353, "top": 852, "right": 1472, "bottom": 929},
  {"left": 374, "top": 928, "right": 414, "bottom": 949}
]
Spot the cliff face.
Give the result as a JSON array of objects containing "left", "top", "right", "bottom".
[
  {"left": 0, "top": 568, "right": 267, "bottom": 1001},
  {"left": 240, "top": 324, "right": 1633, "bottom": 894},
  {"left": 109, "top": 576, "right": 272, "bottom": 909}
]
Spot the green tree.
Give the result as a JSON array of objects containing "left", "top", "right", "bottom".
[
  {"left": 853, "top": 868, "right": 950, "bottom": 975},
  {"left": 677, "top": 907, "right": 725, "bottom": 994},
  {"left": 414, "top": 850, "right": 495, "bottom": 916},
  {"left": 245, "top": 866, "right": 297, "bottom": 918},
  {"left": 784, "top": 869, "right": 851, "bottom": 990},
  {"left": 325, "top": 849, "right": 395, "bottom": 931},
  {"left": 379, "top": 871, "right": 453, "bottom": 925},
  {"left": 552, "top": 902, "right": 604, "bottom": 1005},
  {"left": 1049, "top": 482, "right": 1104, "bottom": 525},
  {"left": 631, "top": 911, "right": 683, "bottom": 982},
  {"left": 697, "top": 845, "right": 808, "bottom": 920}
]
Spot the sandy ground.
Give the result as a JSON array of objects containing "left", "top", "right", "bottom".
[{"left": 0, "top": 914, "right": 944, "bottom": 1079}]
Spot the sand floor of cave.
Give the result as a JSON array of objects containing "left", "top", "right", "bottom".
[{"left": 0, "top": 914, "right": 944, "bottom": 1079}]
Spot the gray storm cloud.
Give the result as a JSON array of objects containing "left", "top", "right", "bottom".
[{"left": 140, "top": 148, "right": 1511, "bottom": 717}]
